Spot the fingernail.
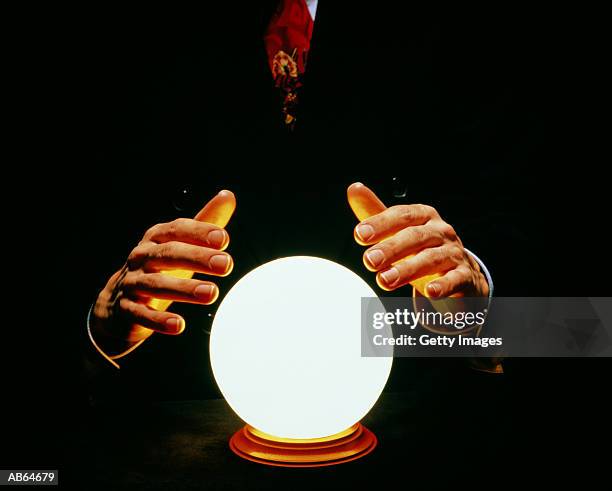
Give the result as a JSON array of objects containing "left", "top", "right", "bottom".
[
  {"left": 356, "top": 223, "right": 375, "bottom": 242},
  {"left": 365, "top": 249, "right": 385, "bottom": 268},
  {"left": 166, "top": 317, "right": 182, "bottom": 332},
  {"left": 380, "top": 267, "right": 399, "bottom": 286},
  {"left": 209, "top": 254, "right": 230, "bottom": 273},
  {"left": 207, "top": 229, "right": 226, "bottom": 249},
  {"left": 194, "top": 284, "right": 215, "bottom": 299},
  {"left": 427, "top": 283, "right": 441, "bottom": 297}
]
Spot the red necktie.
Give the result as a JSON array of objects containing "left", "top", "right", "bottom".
[{"left": 264, "top": 0, "right": 314, "bottom": 129}]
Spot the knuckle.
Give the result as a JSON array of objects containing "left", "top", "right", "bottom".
[
  {"left": 438, "top": 276, "right": 450, "bottom": 288},
  {"left": 192, "top": 246, "right": 211, "bottom": 264},
  {"left": 166, "top": 220, "right": 178, "bottom": 236},
  {"left": 410, "top": 227, "right": 427, "bottom": 244},
  {"left": 446, "top": 269, "right": 461, "bottom": 283},
  {"left": 168, "top": 217, "right": 190, "bottom": 236},
  {"left": 434, "top": 253, "right": 446, "bottom": 267},
  {"left": 429, "top": 248, "right": 446, "bottom": 266},
  {"left": 436, "top": 275, "right": 453, "bottom": 294},
  {"left": 142, "top": 273, "right": 162, "bottom": 290},
  {"left": 392, "top": 261, "right": 410, "bottom": 279},
  {"left": 402, "top": 260, "right": 419, "bottom": 282},
  {"left": 153, "top": 242, "right": 176, "bottom": 259},
  {"left": 421, "top": 204, "right": 438, "bottom": 217},
  {"left": 452, "top": 269, "right": 469, "bottom": 288},
  {"left": 437, "top": 280, "right": 453, "bottom": 296},
  {"left": 121, "top": 271, "right": 137, "bottom": 289},
  {"left": 144, "top": 223, "right": 162, "bottom": 240},
  {"left": 439, "top": 222, "right": 457, "bottom": 241},
  {"left": 390, "top": 205, "right": 415, "bottom": 226},
  {"left": 449, "top": 246, "right": 465, "bottom": 264},
  {"left": 127, "top": 245, "right": 148, "bottom": 268},
  {"left": 396, "top": 259, "right": 412, "bottom": 277},
  {"left": 459, "top": 264, "right": 474, "bottom": 278},
  {"left": 396, "top": 205, "right": 415, "bottom": 225},
  {"left": 174, "top": 217, "right": 190, "bottom": 227},
  {"left": 119, "top": 297, "right": 137, "bottom": 316},
  {"left": 150, "top": 244, "right": 165, "bottom": 260},
  {"left": 380, "top": 238, "right": 397, "bottom": 256}
]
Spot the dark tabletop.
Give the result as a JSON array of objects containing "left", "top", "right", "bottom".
[{"left": 59, "top": 388, "right": 518, "bottom": 490}]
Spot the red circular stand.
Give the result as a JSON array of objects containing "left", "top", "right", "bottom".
[{"left": 229, "top": 423, "right": 377, "bottom": 468}]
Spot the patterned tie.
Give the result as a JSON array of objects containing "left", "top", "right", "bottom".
[{"left": 263, "top": 0, "right": 314, "bottom": 129}]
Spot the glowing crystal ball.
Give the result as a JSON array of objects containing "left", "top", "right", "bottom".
[{"left": 210, "top": 256, "right": 393, "bottom": 439}]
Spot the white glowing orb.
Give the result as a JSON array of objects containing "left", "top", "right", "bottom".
[{"left": 210, "top": 256, "right": 393, "bottom": 439}]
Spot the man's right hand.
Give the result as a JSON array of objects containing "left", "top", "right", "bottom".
[{"left": 90, "top": 190, "right": 236, "bottom": 358}]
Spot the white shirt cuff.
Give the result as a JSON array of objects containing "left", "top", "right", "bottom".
[
  {"left": 87, "top": 304, "right": 121, "bottom": 369},
  {"left": 464, "top": 248, "right": 494, "bottom": 301}
]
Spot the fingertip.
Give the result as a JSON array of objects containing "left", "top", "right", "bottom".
[
  {"left": 209, "top": 254, "right": 234, "bottom": 276},
  {"left": 206, "top": 228, "right": 229, "bottom": 249},
  {"left": 364, "top": 248, "right": 385, "bottom": 271},
  {"left": 217, "top": 190, "right": 236, "bottom": 207},
  {"left": 194, "top": 283, "right": 216, "bottom": 301},
  {"left": 375, "top": 274, "right": 395, "bottom": 292},
  {"left": 165, "top": 316, "right": 185, "bottom": 335},
  {"left": 427, "top": 282, "right": 441, "bottom": 298},
  {"left": 355, "top": 223, "right": 375, "bottom": 244},
  {"left": 208, "top": 284, "right": 220, "bottom": 304},
  {"left": 353, "top": 228, "right": 366, "bottom": 246},
  {"left": 220, "top": 256, "right": 234, "bottom": 277},
  {"left": 194, "top": 283, "right": 219, "bottom": 304},
  {"left": 218, "top": 189, "right": 234, "bottom": 199},
  {"left": 379, "top": 267, "right": 400, "bottom": 288},
  {"left": 197, "top": 190, "right": 237, "bottom": 227},
  {"left": 219, "top": 231, "right": 230, "bottom": 251},
  {"left": 347, "top": 182, "right": 363, "bottom": 200},
  {"left": 347, "top": 182, "right": 386, "bottom": 222}
]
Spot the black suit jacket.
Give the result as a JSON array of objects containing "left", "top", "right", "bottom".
[
  {"left": 8, "top": 1, "right": 609, "bottom": 474},
  {"left": 63, "top": 2, "right": 549, "bottom": 403},
  {"left": 5, "top": 2, "right": 609, "bottom": 477}
]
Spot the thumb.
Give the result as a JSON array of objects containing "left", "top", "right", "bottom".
[
  {"left": 346, "top": 182, "right": 387, "bottom": 222},
  {"left": 347, "top": 182, "right": 387, "bottom": 222},
  {"left": 347, "top": 182, "right": 386, "bottom": 245},
  {"left": 194, "top": 189, "right": 237, "bottom": 228}
]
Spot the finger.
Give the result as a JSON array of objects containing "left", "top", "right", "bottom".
[
  {"left": 426, "top": 267, "right": 471, "bottom": 298},
  {"left": 354, "top": 204, "right": 437, "bottom": 246},
  {"left": 347, "top": 182, "right": 387, "bottom": 222},
  {"left": 363, "top": 225, "right": 444, "bottom": 272},
  {"left": 376, "top": 245, "right": 461, "bottom": 291},
  {"left": 123, "top": 272, "right": 219, "bottom": 305},
  {"left": 146, "top": 218, "right": 229, "bottom": 250},
  {"left": 347, "top": 182, "right": 439, "bottom": 296},
  {"left": 140, "top": 242, "right": 233, "bottom": 276},
  {"left": 119, "top": 297, "right": 186, "bottom": 335},
  {"left": 195, "top": 189, "right": 237, "bottom": 228},
  {"left": 150, "top": 190, "right": 236, "bottom": 314}
]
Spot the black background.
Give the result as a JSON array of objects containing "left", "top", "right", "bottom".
[{"left": 3, "top": 1, "right": 610, "bottom": 487}]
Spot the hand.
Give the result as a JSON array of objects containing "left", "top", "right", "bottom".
[
  {"left": 347, "top": 183, "right": 488, "bottom": 298},
  {"left": 91, "top": 190, "right": 236, "bottom": 357}
]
